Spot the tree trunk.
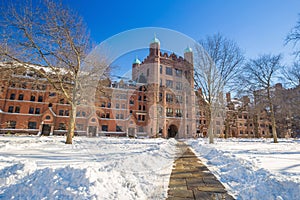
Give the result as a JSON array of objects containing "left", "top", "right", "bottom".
[
  {"left": 267, "top": 89, "right": 278, "bottom": 143},
  {"left": 253, "top": 114, "right": 259, "bottom": 138},
  {"left": 209, "top": 126, "right": 214, "bottom": 144},
  {"left": 66, "top": 104, "right": 77, "bottom": 144},
  {"left": 269, "top": 104, "right": 278, "bottom": 143},
  {"left": 225, "top": 117, "right": 230, "bottom": 139},
  {"left": 209, "top": 114, "right": 214, "bottom": 144}
]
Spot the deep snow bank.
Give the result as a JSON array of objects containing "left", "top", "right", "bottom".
[
  {"left": 0, "top": 136, "right": 177, "bottom": 199},
  {"left": 187, "top": 139, "right": 300, "bottom": 200}
]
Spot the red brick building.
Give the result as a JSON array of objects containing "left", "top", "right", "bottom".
[
  {"left": 0, "top": 37, "right": 197, "bottom": 138},
  {"left": 2, "top": 37, "right": 297, "bottom": 139}
]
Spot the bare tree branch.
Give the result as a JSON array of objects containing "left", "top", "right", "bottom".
[{"left": 0, "top": 0, "right": 108, "bottom": 144}]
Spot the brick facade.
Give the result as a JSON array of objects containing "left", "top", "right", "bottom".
[{"left": 1, "top": 38, "right": 299, "bottom": 138}]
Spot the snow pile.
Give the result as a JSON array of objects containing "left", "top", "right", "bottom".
[
  {"left": 187, "top": 138, "right": 300, "bottom": 200},
  {"left": 0, "top": 136, "right": 177, "bottom": 199}
]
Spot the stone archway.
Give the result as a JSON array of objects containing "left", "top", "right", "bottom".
[{"left": 168, "top": 124, "right": 178, "bottom": 138}]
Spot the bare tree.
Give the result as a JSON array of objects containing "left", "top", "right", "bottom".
[
  {"left": 284, "top": 14, "right": 300, "bottom": 86},
  {"left": 286, "top": 14, "right": 300, "bottom": 59},
  {"left": 242, "top": 54, "right": 282, "bottom": 143},
  {"left": 0, "top": 0, "right": 108, "bottom": 144},
  {"left": 282, "top": 62, "right": 300, "bottom": 86},
  {"left": 194, "top": 33, "right": 244, "bottom": 143}
]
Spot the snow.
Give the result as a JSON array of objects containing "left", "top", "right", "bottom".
[
  {"left": 187, "top": 138, "right": 300, "bottom": 200},
  {"left": 0, "top": 136, "right": 177, "bottom": 199},
  {"left": 1, "top": 136, "right": 299, "bottom": 200}
]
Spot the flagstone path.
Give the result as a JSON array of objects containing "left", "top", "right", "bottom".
[{"left": 167, "top": 142, "right": 235, "bottom": 200}]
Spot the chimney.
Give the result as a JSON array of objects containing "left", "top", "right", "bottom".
[{"left": 226, "top": 92, "right": 231, "bottom": 103}]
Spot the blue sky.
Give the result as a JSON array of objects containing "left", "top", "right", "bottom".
[{"left": 64, "top": 0, "right": 300, "bottom": 75}]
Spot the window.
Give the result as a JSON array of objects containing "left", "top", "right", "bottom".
[
  {"left": 30, "top": 95, "right": 35, "bottom": 101},
  {"left": 166, "top": 108, "right": 173, "bottom": 117},
  {"left": 76, "top": 124, "right": 84, "bottom": 131},
  {"left": 160, "top": 65, "right": 163, "bottom": 74},
  {"left": 45, "top": 115, "right": 51, "bottom": 120},
  {"left": 138, "top": 115, "right": 145, "bottom": 121},
  {"left": 116, "top": 126, "right": 123, "bottom": 132},
  {"left": 106, "top": 113, "right": 110, "bottom": 118},
  {"left": 176, "top": 82, "right": 183, "bottom": 90},
  {"left": 160, "top": 79, "right": 163, "bottom": 86},
  {"left": 65, "top": 110, "right": 69, "bottom": 116},
  {"left": 176, "top": 95, "right": 183, "bottom": 103},
  {"left": 91, "top": 118, "right": 96, "bottom": 122},
  {"left": 175, "top": 109, "right": 182, "bottom": 117},
  {"left": 107, "top": 102, "right": 111, "bottom": 108},
  {"left": 58, "top": 123, "right": 66, "bottom": 130},
  {"left": 116, "top": 103, "right": 119, "bottom": 109},
  {"left": 102, "top": 125, "right": 108, "bottom": 131},
  {"left": 138, "top": 126, "right": 144, "bottom": 132},
  {"left": 18, "top": 94, "right": 24, "bottom": 100},
  {"left": 117, "top": 114, "right": 124, "bottom": 119},
  {"left": 166, "top": 80, "right": 173, "bottom": 88},
  {"left": 143, "top": 96, "right": 147, "bottom": 101},
  {"left": 10, "top": 82, "right": 16, "bottom": 88},
  {"left": 38, "top": 96, "right": 43, "bottom": 102},
  {"left": 159, "top": 93, "right": 163, "bottom": 101},
  {"left": 82, "top": 111, "right": 86, "bottom": 117},
  {"left": 147, "top": 68, "right": 150, "bottom": 76},
  {"left": 59, "top": 110, "right": 64, "bottom": 116},
  {"left": 129, "top": 99, "right": 134, "bottom": 105},
  {"left": 35, "top": 108, "right": 40, "bottom": 114},
  {"left": 116, "top": 114, "right": 120, "bottom": 119},
  {"left": 120, "top": 94, "right": 127, "bottom": 99},
  {"left": 240, "top": 130, "right": 243, "bottom": 135},
  {"left": 10, "top": 93, "right": 15, "bottom": 100},
  {"left": 29, "top": 107, "right": 34, "bottom": 114},
  {"left": 8, "top": 106, "right": 14, "bottom": 113},
  {"left": 101, "top": 102, "right": 106, "bottom": 107},
  {"left": 28, "top": 122, "right": 37, "bottom": 129},
  {"left": 166, "top": 67, "right": 173, "bottom": 75},
  {"left": 216, "top": 121, "right": 221, "bottom": 125},
  {"left": 143, "top": 105, "right": 146, "bottom": 111},
  {"left": 15, "top": 106, "right": 20, "bottom": 113},
  {"left": 175, "top": 69, "right": 182, "bottom": 77},
  {"left": 121, "top": 104, "right": 125, "bottom": 109},
  {"left": 21, "top": 83, "right": 27, "bottom": 89},
  {"left": 166, "top": 93, "right": 173, "bottom": 103},
  {"left": 138, "top": 96, "right": 142, "bottom": 101},
  {"left": 7, "top": 121, "right": 16, "bottom": 129},
  {"left": 49, "top": 92, "right": 56, "bottom": 97}
]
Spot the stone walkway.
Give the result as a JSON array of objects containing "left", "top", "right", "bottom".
[{"left": 167, "top": 142, "right": 235, "bottom": 200}]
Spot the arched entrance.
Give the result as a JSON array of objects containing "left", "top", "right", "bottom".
[{"left": 168, "top": 124, "right": 178, "bottom": 138}]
